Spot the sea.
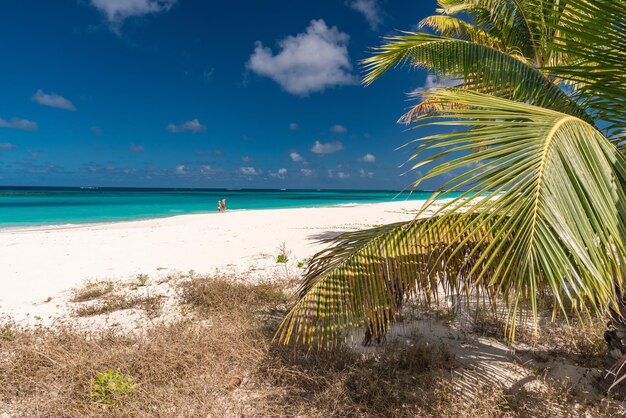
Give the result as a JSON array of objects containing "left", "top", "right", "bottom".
[{"left": 0, "top": 187, "right": 447, "bottom": 228}]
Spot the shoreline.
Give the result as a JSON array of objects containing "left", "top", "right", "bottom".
[{"left": 0, "top": 199, "right": 423, "bottom": 233}]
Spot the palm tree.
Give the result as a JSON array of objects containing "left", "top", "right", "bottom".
[{"left": 277, "top": 0, "right": 626, "bottom": 388}]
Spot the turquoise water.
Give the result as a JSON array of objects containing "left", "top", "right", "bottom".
[{"left": 0, "top": 187, "right": 443, "bottom": 228}]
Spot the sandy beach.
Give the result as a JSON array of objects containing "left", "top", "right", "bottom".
[
  {"left": 1, "top": 198, "right": 619, "bottom": 416},
  {"left": 0, "top": 201, "right": 424, "bottom": 324}
]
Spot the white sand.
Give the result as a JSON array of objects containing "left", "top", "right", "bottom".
[
  {"left": 0, "top": 201, "right": 424, "bottom": 323},
  {"left": 0, "top": 200, "right": 610, "bottom": 408}
]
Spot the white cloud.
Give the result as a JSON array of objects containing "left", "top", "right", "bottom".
[
  {"left": 240, "top": 166, "right": 260, "bottom": 176},
  {"left": 175, "top": 164, "right": 186, "bottom": 174},
  {"left": 0, "top": 143, "right": 17, "bottom": 150},
  {"left": 241, "top": 156, "right": 255, "bottom": 163},
  {"left": 247, "top": 19, "right": 357, "bottom": 96},
  {"left": 289, "top": 122, "right": 299, "bottom": 130},
  {"left": 0, "top": 117, "right": 38, "bottom": 131},
  {"left": 359, "top": 168, "right": 374, "bottom": 178},
  {"left": 200, "top": 164, "right": 212, "bottom": 174},
  {"left": 330, "top": 124, "right": 347, "bottom": 133},
  {"left": 166, "top": 118, "right": 206, "bottom": 133},
  {"left": 270, "top": 167, "right": 288, "bottom": 179},
  {"left": 358, "top": 153, "right": 376, "bottom": 163},
  {"left": 311, "top": 140, "right": 344, "bottom": 155},
  {"left": 128, "top": 144, "right": 144, "bottom": 152},
  {"left": 90, "top": 0, "right": 176, "bottom": 29},
  {"left": 300, "top": 168, "right": 315, "bottom": 177},
  {"left": 411, "top": 74, "right": 462, "bottom": 95},
  {"left": 328, "top": 169, "right": 350, "bottom": 179},
  {"left": 348, "top": 0, "right": 383, "bottom": 30},
  {"left": 32, "top": 90, "right": 76, "bottom": 111},
  {"left": 289, "top": 151, "right": 304, "bottom": 162}
]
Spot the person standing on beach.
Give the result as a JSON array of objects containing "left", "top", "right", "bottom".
[
  {"left": 217, "top": 200, "right": 222, "bottom": 212},
  {"left": 221, "top": 198, "right": 227, "bottom": 211}
]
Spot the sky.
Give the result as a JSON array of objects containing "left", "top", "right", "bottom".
[{"left": 0, "top": 0, "right": 444, "bottom": 189}]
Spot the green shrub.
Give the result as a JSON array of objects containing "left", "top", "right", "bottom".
[
  {"left": 276, "top": 242, "right": 290, "bottom": 263},
  {"left": 91, "top": 369, "right": 137, "bottom": 404}
]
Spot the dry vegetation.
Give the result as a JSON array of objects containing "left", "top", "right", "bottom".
[
  {"left": 70, "top": 280, "right": 114, "bottom": 303},
  {"left": 68, "top": 279, "right": 165, "bottom": 318},
  {"left": 0, "top": 276, "right": 623, "bottom": 417},
  {"left": 461, "top": 300, "right": 608, "bottom": 368},
  {"left": 72, "top": 293, "right": 164, "bottom": 318}
]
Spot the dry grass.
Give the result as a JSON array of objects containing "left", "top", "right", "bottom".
[
  {"left": 530, "top": 318, "right": 607, "bottom": 367},
  {"left": 73, "top": 294, "right": 164, "bottom": 318},
  {"left": 178, "top": 277, "right": 289, "bottom": 313},
  {"left": 0, "top": 276, "right": 622, "bottom": 417},
  {"left": 468, "top": 306, "right": 607, "bottom": 368},
  {"left": 70, "top": 280, "right": 114, "bottom": 302}
]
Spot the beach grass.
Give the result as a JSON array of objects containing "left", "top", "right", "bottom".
[
  {"left": 0, "top": 275, "right": 621, "bottom": 417},
  {"left": 70, "top": 280, "right": 114, "bottom": 303},
  {"left": 73, "top": 293, "right": 164, "bottom": 318}
]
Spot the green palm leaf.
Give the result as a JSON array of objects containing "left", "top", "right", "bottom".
[
  {"left": 419, "top": 15, "right": 502, "bottom": 48},
  {"left": 278, "top": 90, "right": 626, "bottom": 346},
  {"left": 361, "top": 33, "right": 590, "bottom": 122},
  {"left": 436, "top": 0, "right": 536, "bottom": 58},
  {"left": 542, "top": 0, "right": 626, "bottom": 137},
  {"left": 277, "top": 216, "right": 498, "bottom": 347},
  {"left": 412, "top": 91, "right": 626, "bottom": 308}
]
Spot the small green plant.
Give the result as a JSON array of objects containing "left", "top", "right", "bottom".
[
  {"left": 91, "top": 369, "right": 137, "bottom": 405},
  {"left": 296, "top": 258, "right": 311, "bottom": 269},
  {"left": 276, "top": 242, "right": 289, "bottom": 264},
  {"left": 136, "top": 274, "right": 149, "bottom": 287}
]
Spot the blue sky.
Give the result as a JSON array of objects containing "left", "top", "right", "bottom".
[{"left": 0, "top": 0, "right": 442, "bottom": 189}]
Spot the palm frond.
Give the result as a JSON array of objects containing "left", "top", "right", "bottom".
[
  {"left": 414, "top": 92, "right": 626, "bottom": 333},
  {"left": 436, "top": 0, "right": 536, "bottom": 58},
  {"left": 419, "top": 15, "right": 502, "bottom": 48},
  {"left": 276, "top": 216, "right": 499, "bottom": 347},
  {"left": 361, "top": 33, "right": 590, "bottom": 122},
  {"left": 278, "top": 90, "right": 626, "bottom": 346},
  {"left": 542, "top": 0, "right": 626, "bottom": 136},
  {"left": 399, "top": 94, "right": 467, "bottom": 124}
]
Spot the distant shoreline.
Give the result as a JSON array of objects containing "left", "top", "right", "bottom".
[
  {"left": 0, "top": 200, "right": 424, "bottom": 232},
  {"left": 0, "top": 188, "right": 442, "bottom": 230}
]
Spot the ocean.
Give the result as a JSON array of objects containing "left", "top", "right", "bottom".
[{"left": 0, "top": 187, "right": 444, "bottom": 228}]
